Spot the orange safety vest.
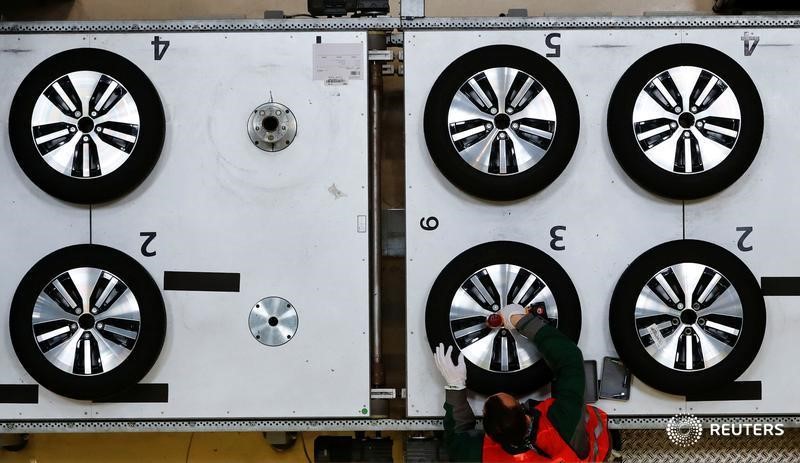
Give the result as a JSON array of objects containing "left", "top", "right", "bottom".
[{"left": 482, "top": 399, "right": 611, "bottom": 463}]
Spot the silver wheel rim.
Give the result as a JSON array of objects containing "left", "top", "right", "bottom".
[
  {"left": 32, "top": 267, "right": 141, "bottom": 376},
  {"left": 31, "top": 70, "right": 140, "bottom": 178},
  {"left": 635, "top": 263, "right": 743, "bottom": 371},
  {"left": 632, "top": 66, "right": 741, "bottom": 174},
  {"left": 447, "top": 67, "right": 557, "bottom": 175},
  {"left": 449, "top": 264, "right": 557, "bottom": 373}
]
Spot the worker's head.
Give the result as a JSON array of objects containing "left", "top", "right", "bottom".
[{"left": 482, "top": 393, "right": 531, "bottom": 446}]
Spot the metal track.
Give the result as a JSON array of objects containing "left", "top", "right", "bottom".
[
  {"left": 1, "top": 415, "right": 799, "bottom": 433},
  {"left": 2, "top": 15, "right": 800, "bottom": 34}
]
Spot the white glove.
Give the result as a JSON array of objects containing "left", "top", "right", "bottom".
[
  {"left": 433, "top": 343, "right": 466, "bottom": 390},
  {"left": 498, "top": 303, "right": 528, "bottom": 330}
]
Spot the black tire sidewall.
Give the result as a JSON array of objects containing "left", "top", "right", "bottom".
[
  {"left": 607, "top": 44, "right": 763, "bottom": 200},
  {"left": 424, "top": 45, "right": 580, "bottom": 202},
  {"left": 426, "top": 241, "right": 581, "bottom": 395},
  {"left": 9, "top": 48, "right": 165, "bottom": 204},
  {"left": 609, "top": 240, "right": 766, "bottom": 395},
  {"left": 10, "top": 244, "right": 167, "bottom": 401}
]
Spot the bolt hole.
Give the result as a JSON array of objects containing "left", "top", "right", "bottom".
[{"left": 262, "top": 116, "right": 280, "bottom": 131}]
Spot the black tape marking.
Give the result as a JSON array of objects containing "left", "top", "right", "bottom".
[
  {"left": 686, "top": 381, "right": 761, "bottom": 402},
  {"left": 761, "top": 277, "right": 800, "bottom": 296},
  {"left": 93, "top": 383, "right": 169, "bottom": 403},
  {"left": 0, "top": 385, "right": 38, "bottom": 403},
  {"left": 163, "top": 271, "right": 240, "bottom": 292}
]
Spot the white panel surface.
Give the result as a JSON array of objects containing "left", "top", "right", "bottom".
[
  {"left": 405, "top": 30, "right": 689, "bottom": 417},
  {"left": 683, "top": 28, "right": 800, "bottom": 415},
  {"left": 0, "top": 32, "right": 370, "bottom": 419}
]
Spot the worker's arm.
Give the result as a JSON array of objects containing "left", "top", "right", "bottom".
[
  {"left": 442, "top": 388, "right": 484, "bottom": 462},
  {"left": 516, "top": 315, "right": 586, "bottom": 446}
]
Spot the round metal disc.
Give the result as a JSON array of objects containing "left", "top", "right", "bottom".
[
  {"left": 32, "top": 267, "right": 141, "bottom": 376},
  {"left": 31, "top": 70, "right": 141, "bottom": 178},
  {"left": 449, "top": 264, "right": 558, "bottom": 373},
  {"left": 447, "top": 67, "right": 557, "bottom": 176},
  {"left": 247, "top": 102, "right": 297, "bottom": 152},
  {"left": 634, "top": 262, "right": 743, "bottom": 371},
  {"left": 632, "top": 66, "right": 741, "bottom": 174},
  {"left": 249, "top": 297, "right": 298, "bottom": 346}
]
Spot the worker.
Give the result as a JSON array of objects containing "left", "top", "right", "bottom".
[{"left": 433, "top": 303, "right": 612, "bottom": 462}]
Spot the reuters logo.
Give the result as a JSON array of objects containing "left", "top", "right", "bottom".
[{"left": 666, "top": 413, "right": 703, "bottom": 447}]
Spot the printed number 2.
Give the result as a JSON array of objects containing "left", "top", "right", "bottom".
[
  {"left": 545, "top": 33, "right": 561, "bottom": 58},
  {"left": 151, "top": 36, "right": 170, "bottom": 61},
  {"left": 737, "top": 226, "right": 753, "bottom": 252},
  {"left": 140, "top": 232, "right": 157, "bottom": 257}
]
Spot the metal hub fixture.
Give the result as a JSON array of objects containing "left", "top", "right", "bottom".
[
  {"left": 247, "top": 102, "right": 297, "bottom": 152},
  {"left": 31, "top": 71, "right": 140, "bottom": 178},
  {"left": 450, "top": 264, "right": 557, "bottom": 373},
  {"left": 448, "top": 67, "right": 557, "bottom": 175},
  {"left": 633, "top": 66, "right": 741, "bottom": 174},
  {"left": 249, "top": 297, "right": 298, "bottom": 346},
  {"left": 33, "top": 267, "right": 141, "bottom": 376},
  {"left": 635, "top": 263, "right": 742, "bottom": 371}
]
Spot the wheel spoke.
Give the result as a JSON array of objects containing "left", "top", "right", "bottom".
[
  {"left": 506, "top": 130, "right": 547, "bottom": 172},
  {"left": 456, "top": 130, "right": 496, "bottom": 173},
  {"left": 33, "top": 122, "right": 78, "bottom": 156},
  {"left": 635, "top": 118, "right": 677, "bottom": 151},
  {"left": 675, "top": 328, "right": 705, "bottom": 370},
  {"left": 644, "top": 71, "right": 683, "bottom": 113},
  {"left": 691, "top": 267, "right": 731, "bottom": 309},
  {"left": 693, "top": 325, "right": 735, "bottom": 368},
  {"left": 462, "top": 269, "right": 501, "bottom": 311},
  {"left": 513, "top": 118, "right": 554, "bottom": 151},
  {"left": 448, "top": 91, "right": 492, "bottom": 124},
  {"left": 644, "top": 327, "right": 682, "bottom": 367},
  {"left": 43, "top": 273, "right": 84, "bottom": 314},
  {"left": 690, "top": 70, "right": 728, "bottom": 113},
  {"left": 646, "top": 268, "right": 686, "bottom": 310},
  {"left": 509, "top": 329, "right": 542, "bottom": 366},
  {"left": 89, "top": 272, "right": 128, "bottom": 315},
  {"left": 42, "top": 330, "right": 82, "bottom": 372},
  {"left": 459, "top": 72, "right": 498, "bottom": 113},
  {"left": 95, "top": 121, "right": 139, "bottom": 154},
  {"left": 483, "top": 67, "right": 516, "bottom": 113},
  {"left": 506, "top": 72, "right": 543, "bottom": 113},
  {"left": 89, "top": 74, "right": 128, "bottom": 118},
  {"left": 490, "top": 330, "right": 521, "bottom": 372},
  {"left": 700, "top": 315, "right": 741, "bottom": 346},
  {"left": 450, "top": 119, "right": 492, "bottom": 150},
  {"left": 696, "top": 116, "right": 739, "bottom": 149},
  {"left": 72, "top": 334, "right": 103, "bottom": 375},
  {"left": 487, "top": 136, "right": 517, "bottom": 175},
  {"left": 34, "top": 320, "right": 77, "bottom": 353},
  {"left": 460, "top": 330, "right": 499, "bottom": 370},
  {"left": 98, "top": 318, "right": 140, "bottom": 350},
  {"left": 674, "top": 131, "right": 703, "bottom": 173},
  {"left": 43, "top": 75, "right": 82, "bottom": 118},
  {"left": 635, "top": 285, "right": 682, "bottom": 319},
  {"left": 69, "top": 135, "right": 102, "bottom": 178}
]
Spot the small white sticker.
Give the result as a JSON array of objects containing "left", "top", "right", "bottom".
[
  {"left": 313, "top": 42, "right": 364, "bottom": 85},
  {"left": 646, "top": 324, "right": 666, "bottom": 349}
]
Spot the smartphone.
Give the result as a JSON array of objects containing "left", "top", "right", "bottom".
[
  {"left": 583, "top": 360, "right": 598, "bottom": 403},
  {"left": 599, "top": 357, "right": 631, "bottom": 401}
]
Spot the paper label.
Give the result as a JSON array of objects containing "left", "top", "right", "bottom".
[
  {"left": 313, "top": 43, "right": 364, "bottom": 85},
  {"left": 646, "top": 323, "right": 666, "bottom": 349}
]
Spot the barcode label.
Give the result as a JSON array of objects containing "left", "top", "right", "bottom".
[
  {"left": 313, "top": 42, "right": 364, "bottom": 83},
  {"left": 646, "top": 324, "right": 666, "bottom": 349}
]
